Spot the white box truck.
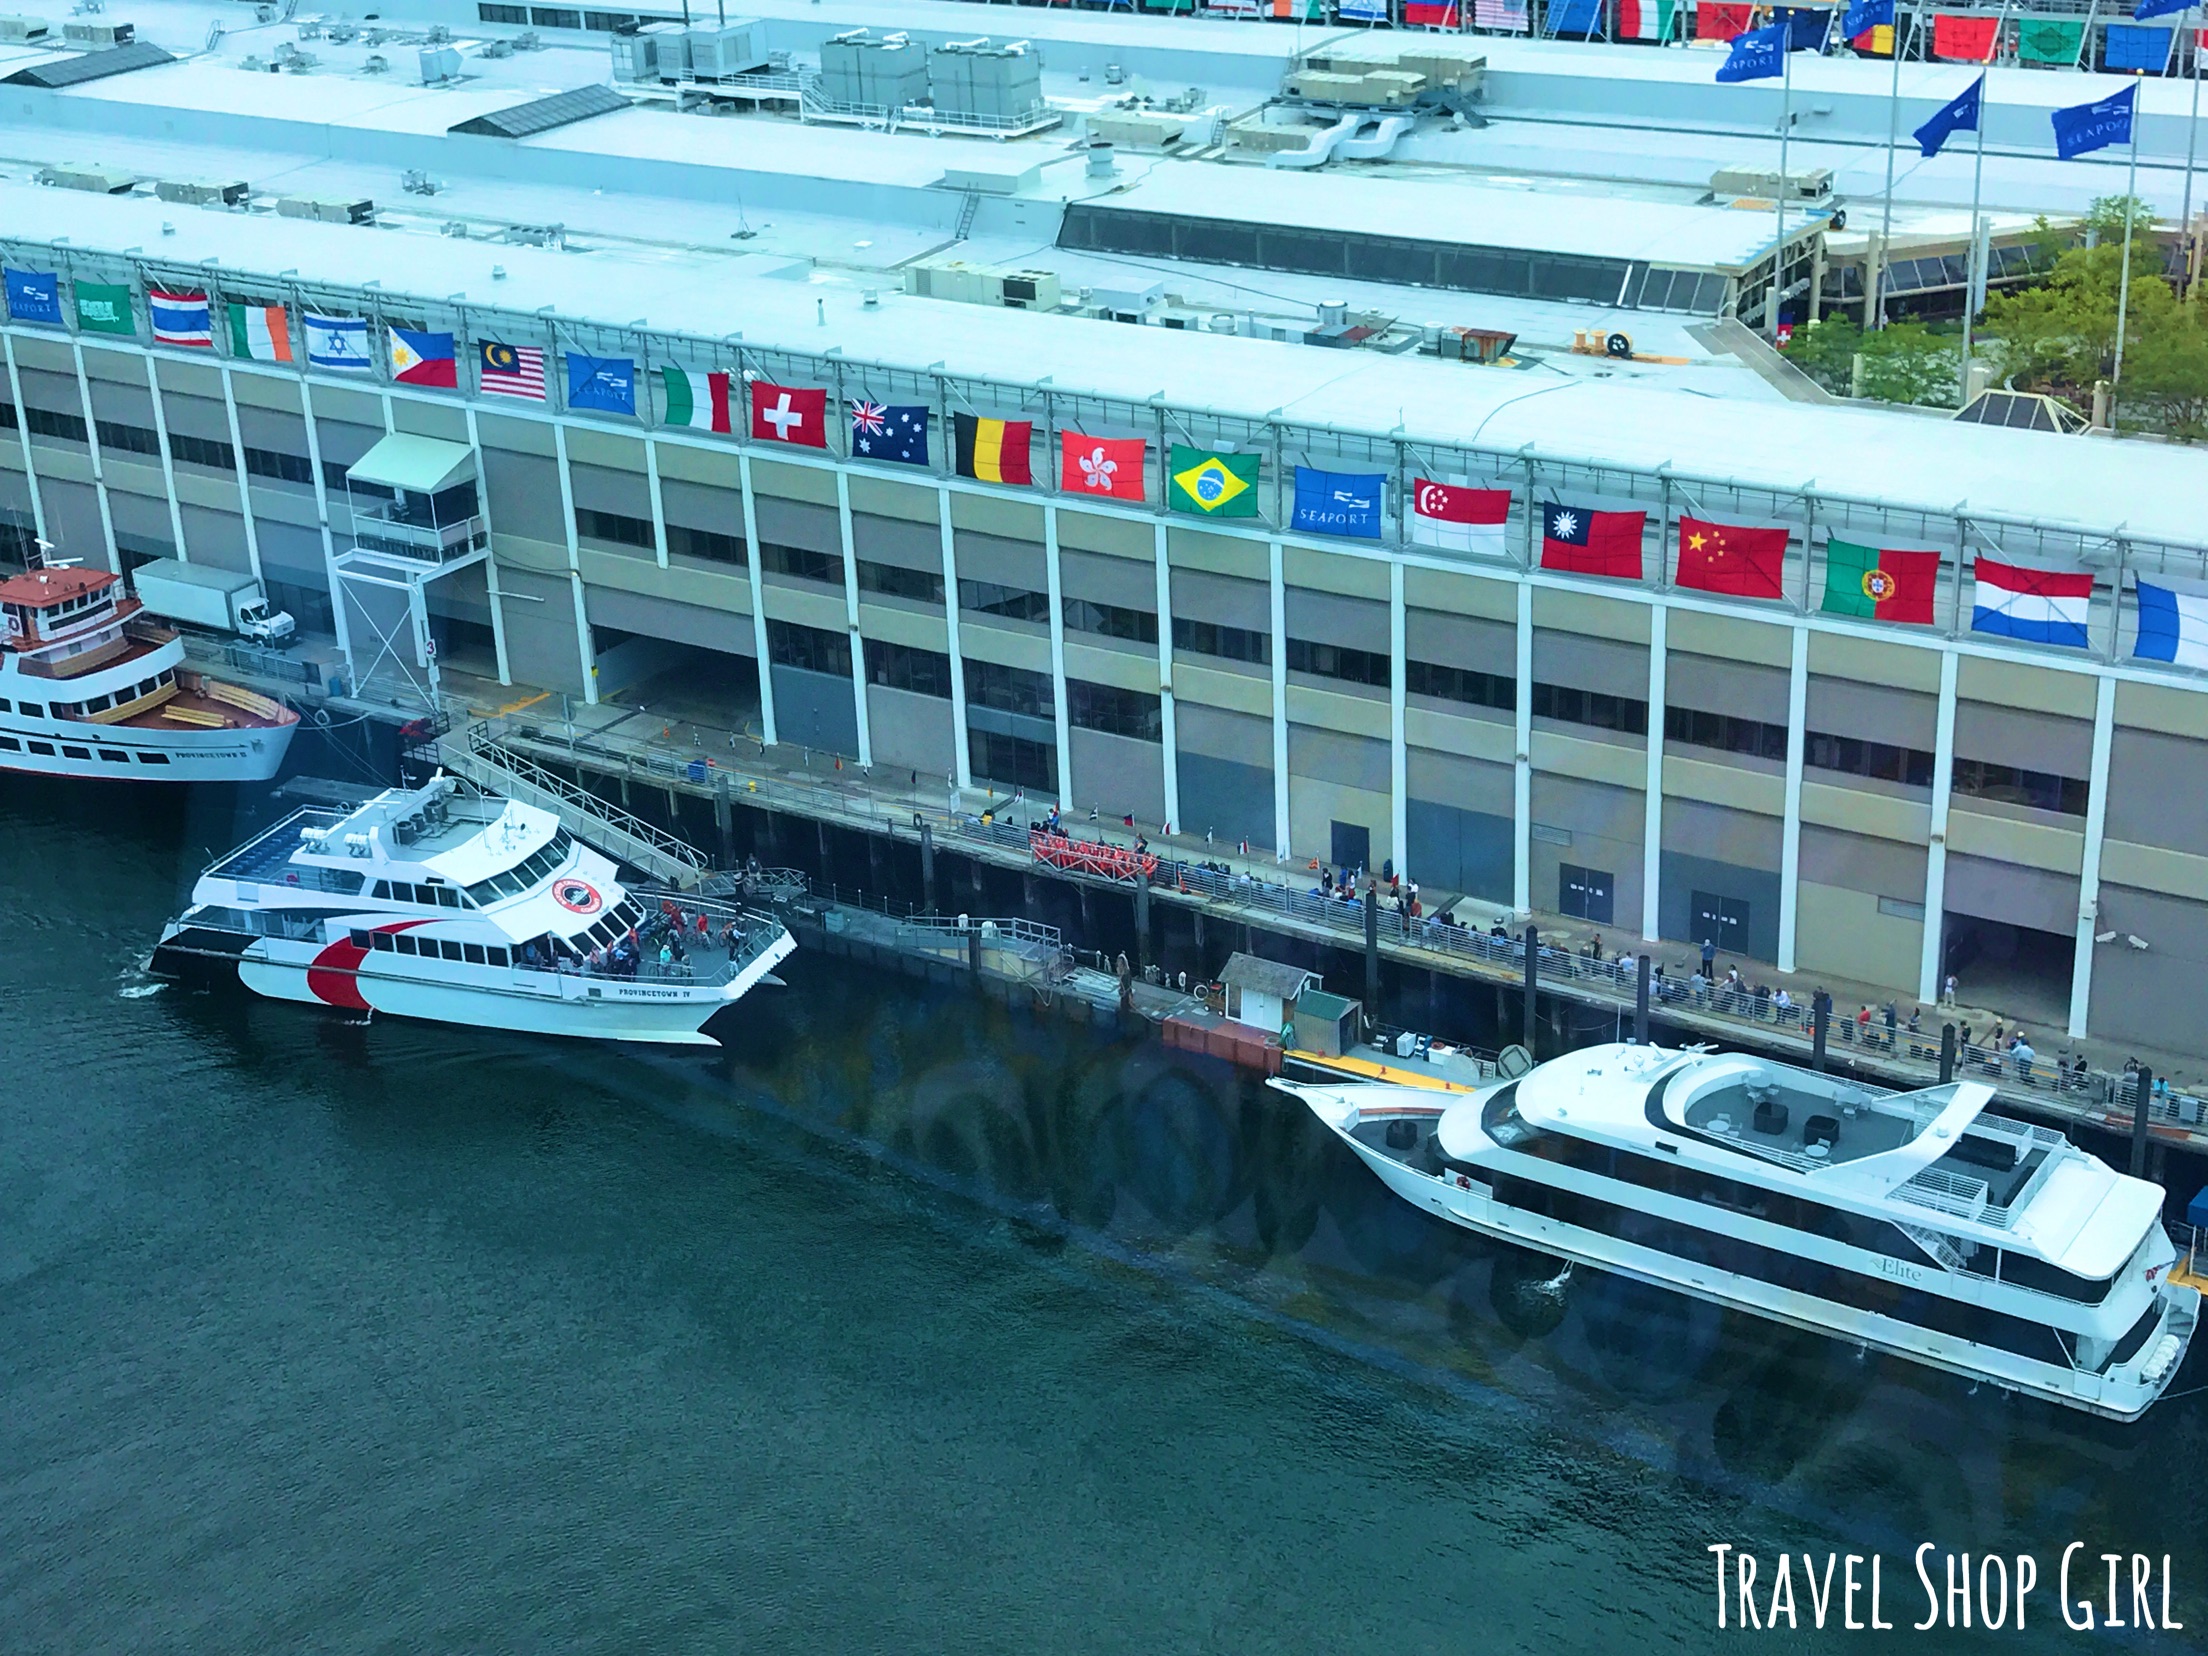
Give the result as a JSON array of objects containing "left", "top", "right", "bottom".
[{"left": 132, "top": 559, "right": 296, "bottom": 645}]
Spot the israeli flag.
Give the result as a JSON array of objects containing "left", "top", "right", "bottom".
[
  {"left": 303, "top": 312, "right": 373, "bottom": 372},
  {"left": 1291, "top": 466, "right": 1384, "bottom": 541},
  {"left": 2134, "top": 577, "right": 2208, "bottom": 670},
  {"left": 3, "top": 267, "right": 61, "bottom": 326}
]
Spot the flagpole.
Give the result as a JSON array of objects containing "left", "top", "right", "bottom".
[
  {"left": 1773, "top": 35, "right": 1794, "bottom": 340},
  {"left": 1876, "top": 3, "right": 1906, "bottom": 328},
  {"left": 2185, "top": 5, "right": 2203, "bottom": 299},
  {"left": 1961, "top": 75, "right": 1987, "bottom": 399},
  {"left": 2111, "top": 94, "right": 2141, "bottom": 419}
]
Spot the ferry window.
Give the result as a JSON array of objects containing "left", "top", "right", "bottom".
[
  {"left": 394, "top": 934, "right": 420, "bottom": 955},
  {"left": 1997, "top": 1250, "right": 2108, "bottom": 1304},
  {"left": 371, "top": 881, "right": 391, "bottom": 899},
  {"left": 61, "top": 745, "right": 89, "bottom": 760},
  {"left": 488, "top": 946, "right": 510, "bottom": 967},
  {"left": 350, "top": 930, "right": 371, "bottom": 948},
  {"left": 440, "top": 940, "right": 465, "bottom": 961},
  {"left": 19, "top": 702, "right": 43, "bottom": 717},
  {"left": 371, "top": 933, "right": 395, "bottom": 951},
  {"left": 0, "top": 698, "right": 10, "bottom": 711},
  {"left": 98, "top": 750, "right": 128, "bottom": 763},
  {"left": 0, "top": 736, "right": 17, "bottom": 751},
  {"left": 435, "top": 887, "right": 461, "bottom": 908},
  {"left": 136, "top": 752, "right": 169, "bottom": 765},
  {"left": 463, "top": 943, "right": 487, "bottom": 964}
]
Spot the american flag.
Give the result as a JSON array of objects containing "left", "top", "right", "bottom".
[
  {"left": 478, "top": 340, "right": 546, "bottom": 401},
  {"left": 849, "top": 397, "right": 888, "bottom": 439}
]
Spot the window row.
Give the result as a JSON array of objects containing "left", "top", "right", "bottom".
[
  {"left": 0, "top": 733, "right": 169, "bottom": 763},
  {"left": 766, "top": 619, "right": 850, "bottom": 679}
]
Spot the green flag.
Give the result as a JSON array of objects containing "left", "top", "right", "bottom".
[
  {"left": 1167, "top": 445, "right": 1259, "bottom": 518},
  {"left": 74, "top": 280, "right": 134, "bottom": 336}
]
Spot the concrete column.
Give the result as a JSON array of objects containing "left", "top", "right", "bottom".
[
  {"left": 1269, "top": 535, "right": 1290, "bottom": 857},
  {"left": 645, "top": 437, "right": 670, "bottom": 569},
  {"left": 69, "top": 339, "right": 119, "bottom": 572},
  {"left": 938, "top": 484, "right": 971, "bottom": 790},
  {"left": 1916, "top": 648, "right": 1961, "bottom": 1004},
  {"left": 737, "top": 450, "right": 776, "bottom": 745},
  {"left": 1045, "top": 503, "right": 1074, "bottom": 806},
  {"left": 835, "top": 468, "right": 871, "bottom": 766},
  {"left": 1513, "top": 579, "right": 1533, "bottom": 914},
  {"left": 2068, "top": 672, "right": 2118, "bottom": 1039},
  {"left": 142, "top": 355, "right": 190, "bottom": 563},
  {"left": 551, "top": 421, "right": 595, "bottom": 704},
  {"left": 1389, "top": 558, "right": 1407, "bottom": 879},
  {"left": 2, "top": 330, "right": 47, "bottom": 543},
  {"left": 298, "top": 380, "right": 353, "bottom": 673},
  {"left": 1641, "top": 600, "right": 1666, "bottom": 941},
  {"left": 1776, "top": 623, "right": 1810, "bottom": 972},
  {"left": 464, "top": 403, "right": 511, "bottom": 687},
  {"left": 215, "top": 363, "right": 265, "bottom": 586},
  {"left": 1153, "top": 516, "right": 1180, "bottom": 832}
]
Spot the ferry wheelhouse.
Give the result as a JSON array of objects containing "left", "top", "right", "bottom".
[
  {"left": 0, "top": 561, "right": 296, "bottom": 781},
  {"left": 1280, "top": 1043, "right": 2197, "bottom": 1420},
  {"left": 151, "top": 773, "right": 795, "bottom": 1045}
]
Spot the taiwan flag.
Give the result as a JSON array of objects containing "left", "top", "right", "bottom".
[
  {"left": 1675, "top": 515, "right": 1787, "bottom": 600},
  {"left": 750, "top": 381, "right": 827, "bottom": 447},
  {"left": 1821, "top": 538, "right": 1939, "bottom": 624},
  {"left": 388, "top": 326, "right": 458, "bottom": 388},
  {"left": 1540, "top": 502, "right": 1645, "bottom": 580}
]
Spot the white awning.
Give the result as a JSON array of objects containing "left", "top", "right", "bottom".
[{"left": 346, "top": 433, "right": 478, "bottom": 494}]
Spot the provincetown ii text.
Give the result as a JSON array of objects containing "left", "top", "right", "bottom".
[{"left": 1706, "top": 1544, "right": 2182, "bottom": 1632}]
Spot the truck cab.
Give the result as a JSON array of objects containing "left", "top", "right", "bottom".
[{"left": 233, "top": 598, "right": 296, "bottom": 646}]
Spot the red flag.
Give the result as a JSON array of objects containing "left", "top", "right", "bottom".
[
  {"left": 1675, "top": 515, "right": 1788, "bottom": 600},
  {"left": 1060, "top": 431, "right": 1145, "bottom": 501},
  {"left": 1540, "top": 502, "right": 1645, "bottom": 580},
  {"left": 1409, "top": 479, "right": 1509, "bottom": 556},
  {"left": 1697, "top": 1, "right": 1751, "bottom": 39},
  {"left": 748, "top": 381, "right": 827, "bottom": 448}
]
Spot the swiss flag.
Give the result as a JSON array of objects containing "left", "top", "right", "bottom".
[{"left": 749, "top": 381, "right": 827, "bottom": 448}]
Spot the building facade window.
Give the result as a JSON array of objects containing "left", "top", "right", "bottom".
[
  {"left": 1063, "top": 598, "right": 1157, "bottom": 645},
  {"left": 1530, "top": 682, "right": 1649, "bottom": 735},
  {"left": 574, "top": 507, "right": 654, "bottom": 548},
  {"left": 1405, "top": 658, "right": 1514, "bottom": 711},
  {"left": 169, "top": 431, "right": 237, "bottom": 473},
  {"left": 766, "top": 619, "right": 851, "bottom": 677},
  {"left": 478, "top": 2, "right": 529, "bottom": 19},
  {"left": 866, "top": 639, "right": 952, "bottom": 698},
  {"left": 24, "top": 406, "right": 86, "bottom": 444},
  {"left": 759, "top": 540, "right": 844, "bottom": 586},
  {"left": 1067, "top": 679, "right": 1162, "bottom": 741},
  {"left": 243, "top": 445, "right": 315, "bottom": 485},
  {"left": 1286, "top": 637, "right": 1390, "bottom": 688},
  {"left": 858, "top": 560, "right": 944, "bottom": 605},
  {"left": 94, "top": 419, "right": 160, "bottom": 458},
  {"left": 963, "top": 657, "right": 1055, "bottom": 718},
  {"left": 969, "top": 729, "right": 1056, "bottom": 794},
  {"left": 1950, "top": 758, "right": 2088, "bottom": 816},
  {"left": 1803, "top": 730, "right": 1935, "bottom": 787},
  {"left": 959, "top": 578, "right": 1051, "bottom": 624},
  {"left": 1172, "top": 617, "right": 1270, "bottom": 665},
  {"left": 1663, "top": 705, "right": 1788, "bottom": 762},
  {"left": 666, "top": 523, "right": 744, "bottom": 565}
]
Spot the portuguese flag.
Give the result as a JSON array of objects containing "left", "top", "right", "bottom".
[{"left": 1822, "top": 538, "right": 1940, "bottom": 624}]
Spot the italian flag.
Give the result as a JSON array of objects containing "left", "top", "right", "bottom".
[
  {"left": 662, "top": 365, "right": 732, "bottom": 433},
  {"left": 226, "top": 301, "right": 293, "bottom": 362},
  {"left": 1821, "top": 538, "right": 1940, "bottom": 625},
  {"left": 1616, "top": 0, "right": 1675, "bottom": 39}
]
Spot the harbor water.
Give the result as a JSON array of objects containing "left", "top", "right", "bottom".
[{"left": 3, "top": 774, "right": 2205, "bottom": 1652}]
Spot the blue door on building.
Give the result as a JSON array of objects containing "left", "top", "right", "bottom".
[{"left": 1331, "top": 820, "right": 1371, "bottom": 875}]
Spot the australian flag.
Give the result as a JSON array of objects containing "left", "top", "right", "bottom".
[{"left": 850, "top": 399, "right": 929, "bottom": 466}]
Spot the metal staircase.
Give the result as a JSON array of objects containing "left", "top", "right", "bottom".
[{"left": 441, "top": 722, "right": 711, "bottom": 889}]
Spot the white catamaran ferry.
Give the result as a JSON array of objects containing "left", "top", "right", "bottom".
[
  {"left": 1280, "top": 1043, "right": 2197, "bottom": 1419},
  {"left": 151, "top": 773, "right": 795, "bottom": 1045},
  {"left": 0, "top": 558, "right": 296, "bottom": 781}
]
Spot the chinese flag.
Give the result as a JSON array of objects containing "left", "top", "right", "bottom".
[
  {"left": 1060, "top": 431, "right": 1146, "bottom": 502},
  {"left": 1676, "top": 515, "right": 1788, "bottom": 600}
]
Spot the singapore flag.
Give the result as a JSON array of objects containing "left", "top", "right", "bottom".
[{"left": 1410, "top": 478, "right": 1511, "bottom": 558}]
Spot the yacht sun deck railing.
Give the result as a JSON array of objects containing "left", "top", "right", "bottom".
[{"left": 1894, "top": 1165, "right": 1996, "bottom": 1227}]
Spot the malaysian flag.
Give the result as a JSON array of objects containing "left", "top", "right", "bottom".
[
  {"left": 1473, "top": 0, "right": 1529, "bottom": 28},
  {"left": 478, "top": 340, "right": 546, "bottom": 401}
]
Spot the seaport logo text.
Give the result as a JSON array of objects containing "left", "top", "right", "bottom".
[{"left": 1705, "top": 1545, "right": 2181, "bottom": 1633}]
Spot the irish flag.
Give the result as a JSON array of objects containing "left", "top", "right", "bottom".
[
  {"left": 226, "top": 301, "right": 293, "bottom": 363},
  {"left": 1616, "top": 0, "right": 1676, "bottom": 39},
  {"left": 1821, "top": 538, "right": 1939, "bottom": 625},
  {"left": 662, "top": 365, "right": 732, "bottom": 433}
]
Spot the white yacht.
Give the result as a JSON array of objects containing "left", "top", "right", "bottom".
[
  {"left": 151, "top": 773, "right": 795, "bottom": 1045},
  {"left": 1279, "top": 1042, "right": 2197, "bottom": 1420},
  {"left": 0, "top": 557, "right": 297, "bottom": 781}
]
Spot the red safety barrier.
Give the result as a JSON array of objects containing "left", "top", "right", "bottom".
[{"left": 1030, "top": 830, "right": 1160, "bottom": 884}]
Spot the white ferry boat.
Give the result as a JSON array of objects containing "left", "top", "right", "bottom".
[
  {"left": 1279, "top": 1042, "right": 2197, "bottom": 1420},
  {"left": 150, "top": 773, "right": 795, "bottom": 1045},
  {"left": 0, "top": 557, "right": 297, "bottom": 781}
]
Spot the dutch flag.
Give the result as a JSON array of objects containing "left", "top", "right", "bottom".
[{"left": 1970, "top": 556, "right": 2093, "bottom": 650}]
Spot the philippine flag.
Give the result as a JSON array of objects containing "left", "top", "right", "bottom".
[
  {"left": 2133, "top": 577, "right": 2208, "bottom": 670},
  {"left": 148, "top": 289, "right": 213, "bottom": 348},
  {"left": 388, "top": 326, "right": 458, "bottom": 388},
  {"left": 1970, "top": 556, "right": 2093, "bottom": 649}
]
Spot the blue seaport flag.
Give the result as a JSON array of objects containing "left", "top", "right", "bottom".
[
  {"left": 1781, "top": 5, "right": 1832, "bottom": 48},
  {"left": 2134, "top": 0, "right": 2191, "bottom": 19},
  {"left": 1717, "top": 22, "right": 1787, "bottom": 81},
  {"left": 1913, "top": 76, "right": 1983, "bottom": 158},
  {"left": 3, "top": 267, "right": 61, "bottom": 325},
  {"left": 566, "top": 352, "right": 636, "bottom": 415},
  {"left": 2052, "top": 83, "right": 2136, "bottom": 160},
  {"left": 1290, "top": 467, "right": 1384, "bottom": 540},
  {"left": 848, "top": 398, "right": 929, "bottom": 466},
  {"left": 1842, "top": 0, "right": 1893, "bottom": 38}
]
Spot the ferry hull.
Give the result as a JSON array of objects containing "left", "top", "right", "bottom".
[
  {"left": 1309, "top": 1097, "right": 2197, "bottom": 1423},
  {"left": 0, "top": 708, "right": 296, "bottom": 783}
]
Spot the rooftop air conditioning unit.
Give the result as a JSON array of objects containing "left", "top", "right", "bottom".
[
  {"left": 61, "top": 17, "right": 130, "bottom": 45},
  {"left": 35, "top": 162, "right": 137, "bottom": 194},
  {"left": 1710, "top": 164, "right": 1834, "bottom": 202},
  {"left": 687, "top": 19, "right": 764, "bottom": 81},
  {"left": 275, "top": 194, "right": 375, "bottom": 225},
  {"left": 154, "top": 177, "right": 250, "bottom": 207},
  {"left": 0, "top": 14, "right": 50, "bottom": 42}
]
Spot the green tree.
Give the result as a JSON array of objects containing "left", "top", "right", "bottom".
[{"left": 1780, "top": 314, "right": 1961, "bottom": 407}]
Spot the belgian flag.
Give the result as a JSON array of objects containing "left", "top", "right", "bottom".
[{"left": 953, "top": 413, "right": 1033, "bottom": 486}]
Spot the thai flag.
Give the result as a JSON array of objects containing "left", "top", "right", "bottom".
[
  {"left": 148, "top": 289, "right": 212, "bottom": 348},
  {"left": 1970, "top": 556, "right": 2093, "bottom": 649},
  {"left": 2133, "top": 577, "right": 2208, "bottom": 670}
]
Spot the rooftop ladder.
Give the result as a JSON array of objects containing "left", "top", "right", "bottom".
[{"left": 442, "top": 722, "right": 711, "bottom": 890}]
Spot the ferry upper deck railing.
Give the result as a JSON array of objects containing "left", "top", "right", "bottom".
[{"left": 206, "top": 806, "right": 347, "bottom": 882}]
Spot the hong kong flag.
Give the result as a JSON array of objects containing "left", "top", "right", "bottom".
[
  {"left": 749, "top": 381, "right": 827, "bottom": 448},
  {"left": 1540, "top": 501, "right": 1646, "bottom": 580}
]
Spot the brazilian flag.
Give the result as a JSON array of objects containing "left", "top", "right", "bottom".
[{"left": 1167, "top": 445, "right": 1260, "bottom": 518}]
